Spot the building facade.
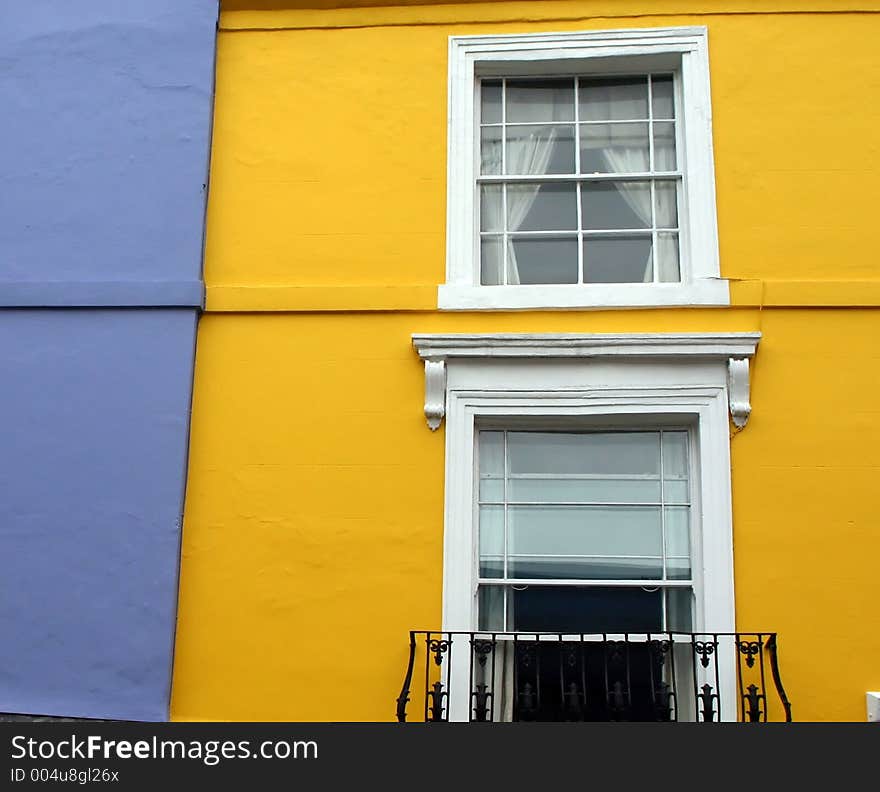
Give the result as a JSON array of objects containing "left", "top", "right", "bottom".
[{"left": 2, "top": 1, "right": 878, "bottom": 723}]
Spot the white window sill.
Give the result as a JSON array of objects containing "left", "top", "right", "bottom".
[{"left": 437, "top": 280, "right": 730, "bottom": 311}]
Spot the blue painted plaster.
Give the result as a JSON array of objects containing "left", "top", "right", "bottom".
[
  {"left": 0, "top": 0, "right": 217, "bottom": 290},
  {"left": 0, "top": 1, "right": 218, "bottom": 720},
  {"left": 0, "top": 311, "right": 197, "bottom": 722}
]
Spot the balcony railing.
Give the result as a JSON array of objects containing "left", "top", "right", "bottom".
[{"left": 396, "top": 631, "right": 792, "bottom": 723}]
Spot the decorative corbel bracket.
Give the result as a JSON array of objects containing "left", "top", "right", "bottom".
[
  {"left": 727, "top": 357, "right": 752, "bottom": 429},
  {"left": 423, "top": 359, "right": 447, "bottom": 431},
  {"left": 412, "top": 333, "right": 761, "bottom": 431}
]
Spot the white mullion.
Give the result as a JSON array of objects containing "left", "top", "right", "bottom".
[
  {"left": 660, "top": 428, "right": 668, "bottom": 628},
  {"left": 501, "top": 79, "right": 508, "bottom": 286},
  {"left": 574, "top": 77, "right": 584, "bottom": 284},
  {"left": 477, "top": 173, "right": 681, "bottom": 183},
  {"left": 502, "top": 429, "right": 509, "bottom": 629},
  {"left": 478, "top": 579, "right": 693, "bottom": 588},
  {"left": 648, "top": 75, "right": 658, "bottom": 284}
]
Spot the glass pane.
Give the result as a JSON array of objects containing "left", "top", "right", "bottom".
[
  {"left": 662, "top": 432, "right": 688, "bottom": 477},
  {"left": 654, "top": 181, "right": 678, "bottom": 228},
  {"left": 510, "top": 554, "right": 663, "bottom": 580},
  {"left": 508, "top": 183, "right": 577, "bottom": 231},
  {"left": 480, "top": 126, "right": 502, "bottom": 175},
  {"left": 478, "top": 586, "right": 504, "bottom": 631},
  {"left": 656, "top": 233, "right": 680, "bottom": 282},
  {"left": 583, "top": 235, "right": 653, "bottom": 283},
  {"left": 508, "top": 432, "right": 660, "bottom": 475},
  {"left": 651, "top": 75, "right": 675, "bottom": 120},
  {"left": 666, "top": 588, "right": 693, "bottom": 632},
  {"left": 581, "top": 181, "right": 651, "bottom": 230},
  {"left": 480, "top": 236, "right": 504, "bottom": 285},
  {"left": 479, "top": 505, "right": 504, "bottom": 578},
  {"left": 480, "top": 478, "right": 504, "bottom": 502},
  {"left": 479, "top": 431, "right": 504, "bottom": 475},
  {"left": 663, "top": 480, "right": 689, "bottom": 503},
  {"left": 508, "top": 477, "right": 661, "bottom": 504},
  {"left": 508, "top": 504, "right": 662, "bottom": 556},
  {"left": 580, "top": 123, "right": 649, "bottom": 173},
  {"left": 506, "top": 78, "right": 575, "bottom": 122},
  {"left": 667, "top": 557, "right": 692, "bottom": 581},
  {"left": 481, "top": 79, "right": 503, "bottom": 124},
  {"left": 511, "top": 586, "right": 663, "bottom": 633},
  {"left": 480, "top": 185, "right": 503, "bottom": 231},
  {"left": 505, "top": 124, "right": 575, "bottom": 175},
  {"left": 665, "top": 506, "right": 690, "bottom": 558},
  {"left": 653, "top": 122, "right": 677, "bottom": 170},
  {"left": 508, "top": 237, "right": 577, "bottom": 284},
  {"left": 579, "top": 77, "right": 649, "bottom": 121}
]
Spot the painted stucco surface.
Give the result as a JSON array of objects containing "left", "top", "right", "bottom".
[
  {"left": 0, "top": 1, "right": 217, "bottom": 720},
  {"left": 172, "top": 1, "right": 880, "bottom": 721},
  {"left": 0, "top": 311, "right": 197, "bottom": 721},
  {"left": 0, "top": 0, "right": 216, "bottom": 288}
]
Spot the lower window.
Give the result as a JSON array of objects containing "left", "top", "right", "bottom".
[{"left": 476, "top": 428, "right": 695, "bottom": 634}]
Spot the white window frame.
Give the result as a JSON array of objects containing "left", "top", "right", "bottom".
[
  {"left": 412, "top": 332, "right": 761, "bottom": 721},
  {"left": 441, "top": 27, "right": 728, "bottom": 310}
]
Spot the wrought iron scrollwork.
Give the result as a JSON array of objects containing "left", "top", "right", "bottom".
[
  {"left": 743, "top": 683, "right": 765, "bottom": 723},
  {"left": 698, "top": 683, "right": 718, "bottom": 723},
  {"left": 427, "top": 680, "right": 448, "bottom": 723},
  {"left": 472, "top": 684, "right": 492, "bottom": 722},
  {"left": 428, "top": 638, "right": 450, "bottom": 667},
  {"left": 693, "top": 640, "right": 718, "bottom": 669},
  {"left": 472, "top": 640, "right": 494, "bottom": 668},
  {"left": 736, "top": 640, "right": 761, "bottom": 668}
]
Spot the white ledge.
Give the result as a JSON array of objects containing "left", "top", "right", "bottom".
[
  {"left": 412, "top": 332, "right": 761, "bottom": 430},
  {"left": 413, "top": 332, "right": 761, "bottom": 360}
]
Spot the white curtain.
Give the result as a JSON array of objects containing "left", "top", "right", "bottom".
[
  {"left": 505, "top": 129, "right": 557, "bottom": 285},
  {"left": 481, "top": 128, "right": 558, "bottom": 285}
]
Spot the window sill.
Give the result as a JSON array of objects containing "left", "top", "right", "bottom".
[{"left": 437, "top": 280, "right": 730, "bottom": 311}]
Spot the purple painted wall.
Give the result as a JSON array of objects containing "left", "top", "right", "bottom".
[
  {"left": 0, "top": 312, "right": 197, "bottom": 721},
  {"left": 0, "top": 1, "right": 218, "bottom": 720}
]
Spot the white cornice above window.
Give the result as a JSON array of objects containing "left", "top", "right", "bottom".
[{"left": 412, "top": 332, "right": 760, "bottom": 430}]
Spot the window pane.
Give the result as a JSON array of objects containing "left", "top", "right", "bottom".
[
  {"left": 666, "top": 588, "right": 693, "bottom": 632},
  {"left": 580, "top": 123, "right": 650, "bottom": 173},
  {"left": 656, "top": 233, "right": 680, "bottom": 282},
  {"left": 479, "top": 431, "right": 504, "bottom": 476},
  {"left": 508, "top": 432, "right": 660, "bottom": 476},
  {"left": 508, "top": 477, "right": 661, "bottom": 504},
  {"left": 651, "top": 75, "right": 675, "bottom": 120},
  {"left": 478, "top": 586, "right": 504, "bottom": 630},
  {"left": 508, "top": 237, "right": 577, "bottom": 284},
  {"left": 508, "top": 505, "right": 662, "bottom": 568},
  {"left": 583, "top": 236, "right": 653, "bottom": 283},
  {"left": 654, "top": 181, "right": 678, "bottom": 228},
  {"left": 506, "top": 78, "right": 575, "bottom": 122},
  {"left": 511, "top": 554, "right": 663, "bottom": 580},
  {"left": 653, "top": 122, "right": 677, "bottom": 170},
  {"left": 506, "top": 124, "right": 575, "bottom": 175},
  {"left": 511, "top": 586, "right": 663, "bottom": 633},
  {"left": 480, "top": 478, "right": 504, "bottom": 501},
  {"left": 480, "top": 236, "right": 504, "bottom": 285},
  {"left": 480, "top": 126, "right": 502, "bottom": 175},
  {"left": 479, "top": 505, "right": 504, "bottom": 578},
  {"left": 481, "top": 79, "right": 503, "bottom": 123},
  {"left": 579, "top": 77, "right": 649, "bottom": 121},
  {"left": 662, "top": 432, "right": 688, "bottom": 478},
  {"left": 663, "top": 479, "right": 689, "bottom": 502},
  {"left": 508, "top": 183, "right": 577, "bottom": 231},
  {"left": 581, "top": 181, "right": 651, "bottom": 230},
  {"left": 665, "top": 506, "right": 690, "bottom": 559},
  {"left": 480, "top": 185, "right": 503, "bottom": 231}
]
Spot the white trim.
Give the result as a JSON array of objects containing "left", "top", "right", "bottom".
[
  {"left": 431, "top": 349, "right": 739, "bottom": 721},
  {"left": 444, "top": 26, "right": 726, "bottom": 310},
  {"left": 413, "top": 333, "right": 760, "bottom": 430},
  {"left": 867, "top": 692, "right": 880, "bottom": 723}
]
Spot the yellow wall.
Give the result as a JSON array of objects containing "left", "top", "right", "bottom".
[{"left": 171, "top": 1, "right": 880, "bottom": 721}]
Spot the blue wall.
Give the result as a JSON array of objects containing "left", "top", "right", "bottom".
[{"left": 0, "top": 1, "right": 218, "bottom": 720}]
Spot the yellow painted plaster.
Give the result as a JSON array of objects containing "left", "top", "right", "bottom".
[{"left": 173, "top": 1, "right": 880, "bottom": 721}]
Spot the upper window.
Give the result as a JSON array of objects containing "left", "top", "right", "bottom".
[
  {"left": 479, "top": 75, "right": 682, "bottom": 287},
  {"left": 441, "top": 27, "right": 729, "bottom": 310}
]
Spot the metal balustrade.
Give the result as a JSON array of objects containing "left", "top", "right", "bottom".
[{"left": 396, "top": 631, "right": 792, "bottom": 723}]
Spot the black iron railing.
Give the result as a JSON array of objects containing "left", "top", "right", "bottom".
[{"left": 396, "top": 631, "right": 792, "bottom": 723}]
